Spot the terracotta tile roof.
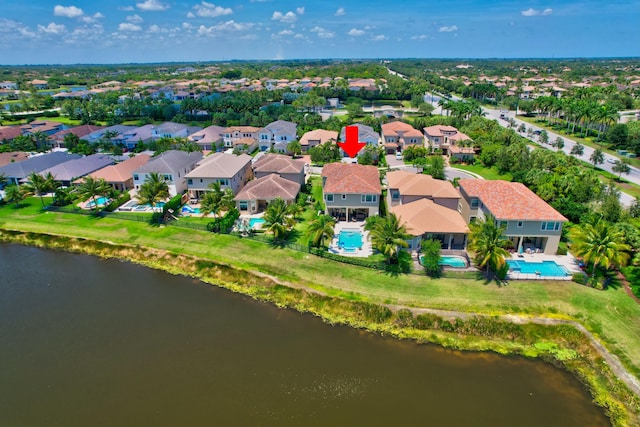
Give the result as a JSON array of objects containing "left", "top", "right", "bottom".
[
  {"left": 0, "top": 151, "right": 29, "bottom": 167},
  {"left": 232, "top": 137, "right": 257, "bottom": 147},
  {"left": 392, "top": 199, "right": 469, "bottom": 236},
  {"left": 80, "top": 154, "right": 151, "bottom": 184},
  {"left": 51, "top": 125, "right": 104, "bottom": 142},
  {"left": 234, "top": 174, "right": 300, "bottom": 201},
  {"left": 223, "top": 126, "right": 262, "bottom": 133},
  {"left": 253, "top": 154, "right": 305, "bottom": 174},
  {"left": 322, "top": 163, "right": 380, "bottom": 194},
  {"left": 0, "top": 126, "right": 23, "bottom": 141},
  {"left": 299, "top": 129, "right": 337, "bottom": 146},
  {"left": 387, "top": 171, "right": 460, "bottom": 199},
  {"left": 381, "top": 121, "right": 422, "bottom": 138},
  {"left": 424, "top": 125, "right": 458, "bottom": 137},
  {"left": 458, "top": 179, "right": 567, "bottom": 221}
]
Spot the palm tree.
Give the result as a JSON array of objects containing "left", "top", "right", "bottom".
[
  {"left": 136, "top": 172, "right": 169, "bottom": 209},
  {"left": 612, "top": 159, "right": 631, "bottom": 181},
  {"left": 553, "top": 137, "right": 565, "bottom": 152},
  {"left": 570, "top": 142, "right": 584, "bottom": 157},
  {"left": 4, "top": 184, "right": 26, "bottom": 207},
  {"left": 76, "top": 176, "right": 111, "bottom": 210},
  {"left": 263, "top": 197, "right": 295, "bottom": 241},
  {"left": 200, "top": 182, "right": 235, "bottom": 218},
  {"left": 570, "top": 219, "right": 630, "bottom": 280},
  {"left": 24, "top": 172, "right": 55, "bottom": 208},
  {"left": 305, "top": 214, "right": 336, "bottom": 248},
  {"left": 590, "top": 148, "right": 605, "bottom": 168},
  {"left": 287, "top": 140, "right": 302, "bottom": 158},
  {"left": 467, "top": 215, "right": 510, "bottom": 280},
  {"left": 369, "top": 212, "right": 410, "bottom": 264}
]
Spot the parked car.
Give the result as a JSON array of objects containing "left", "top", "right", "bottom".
[{"left": 395, "top": 152, "right": 403, "bottom": 160}]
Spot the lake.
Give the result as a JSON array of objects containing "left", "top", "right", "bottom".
[{"left": 0, "top": 244, "right": 609, "bottom": 426}]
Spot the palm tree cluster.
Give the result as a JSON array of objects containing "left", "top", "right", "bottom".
[
  {"left": 136, "top": 172, "right": 169, "bottom": 209},
  {"left": 467, "top": 215, "right": 511, "bottom": 280},
  {"left": 366, "top": 213, "right": 410, "bottom": 264},
  {"left": 438, "top": 98, "right": 484, "bottom": 123},
  {"left": 263, "top": 197, "right": 296, "bottom": 241},
  {"left": 305, "top": 214, "right": 336, "bottom": 248},
  {"left": 199, "top": 181, "right": 235, "bottom": 218}
]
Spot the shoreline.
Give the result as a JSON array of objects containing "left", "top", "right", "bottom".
[{"left": 0, "top": 229, "right": 638, "bottom": 425}]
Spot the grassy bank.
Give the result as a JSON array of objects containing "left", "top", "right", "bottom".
[{"left": 0, "top": 228, "right": 638, "bottom": 426}]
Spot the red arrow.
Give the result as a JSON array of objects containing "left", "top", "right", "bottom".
[{"left": 338, "top": 125, "right": 367, "bottom": 158}]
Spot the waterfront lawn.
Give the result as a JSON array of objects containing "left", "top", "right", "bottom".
[
  {"left": 2, "top": 198, "right": 640, "bottom": 378},
  {"left": 452, "top": 164, "right": 513, "bottom": 181}
]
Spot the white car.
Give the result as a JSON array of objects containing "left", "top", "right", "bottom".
[
  {"left": 607, "top": 158, "right": 616, "bottom": 164},
  {"left": 395, "top": 152, "right": 403, "bottom": 160}
]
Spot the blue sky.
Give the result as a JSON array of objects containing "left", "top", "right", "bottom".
[{"left": 0, "top": 0, "right": 638, "bottom": 64}]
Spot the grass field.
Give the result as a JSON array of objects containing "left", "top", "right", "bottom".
[
  {"left": 452, "top": 164, "right": 513, "bottom": 181},
  {"left": 2, "top": 197, "right": 640, "bottom": 380}
]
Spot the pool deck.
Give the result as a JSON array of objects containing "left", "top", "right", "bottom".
[
  {"left": 507, "top": 252, "right": 582, "bottom": 281},
  {"left": 329, "top": 221, "right": 373, "bottom": 257}
]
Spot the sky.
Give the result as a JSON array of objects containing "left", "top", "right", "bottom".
[{"left": 0, "top": 0, "right": 638, "bottom": 65}]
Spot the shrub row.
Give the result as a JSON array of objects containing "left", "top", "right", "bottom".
[
  {"left": 310, "top": 247, "right": 386, "bottom": 269},
  {"left": 104, "top": 192, "right": 131, "bottom": 212}
]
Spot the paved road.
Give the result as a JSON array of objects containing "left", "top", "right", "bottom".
[{"left": 425, "top": 92, "right": 637, "bottom": 207}]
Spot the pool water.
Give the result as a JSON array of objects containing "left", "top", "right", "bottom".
[
  {"left": 507, "top": 260, "right": 569, "bottom": 277},
  {"left": 87, "top": 196, "right": 109, "bottom": 207},
  {"left": 439, "top": 255, "right": 467, "bottom": 268},
  {"left": 249, "top": 218, "right": 265, "bottom": 229},
  {"left": 182, "top": 206, "right": 201, "bottom": 214},
  {"left": 338, "top": 229, "right": 363, "bottom": 250}
]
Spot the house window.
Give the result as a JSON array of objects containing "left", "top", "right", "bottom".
[
  {"left": 341, "top": 194, "right": 347, "bottom": 200},
  {"left": 187, "top": 179, "right": 193, "bottom": 185},
  {"left": 163, "top": 174, "right": 172, "bottom": 182},
  {"left": 361, "top": 194, "right": 377, "bottom": 203},
  {"left": 133, "top": 174, "right": 139, "bottom": 181},
  {"left": 541, "top": 221, "right": 560, "bottom": 231},
  {"left": 517, "top": 221, "right": 523, "bottom": 228},
  {"left": 499, "top": 221, "right": 508, "bottom": 228},
  {"left": 239, "top": 201, "right": 248, "bottom": 210},
  {"left": 390, "top": 190, "right": 400, "bottom": 200},
  {"left": 470, "top": 198, "right": 479, "bottom": 209},
  {"left": 325, "top": 194, "right": 334, "bottom": 202}
]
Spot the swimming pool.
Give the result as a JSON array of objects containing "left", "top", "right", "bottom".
[
  {"left": 249, "top": 218, "right": 265, "bottom": 229},
  {"left": 182, "top": 205, "right": 201, "bottom": 214},
  {"left": 419, "top": 255, "right": 468, "bottom": 268},
  {"left": 86, "top": 196, "right": 109, "bottom": 207},
  {"left": 338, "top": 229, "right": 363, "bottom": 250},
  {"left": 439, "top": 255, "right": 468, "bottom": 268},
  {"left": 507, "top": 260, "right": 569, "bottom": 277}
]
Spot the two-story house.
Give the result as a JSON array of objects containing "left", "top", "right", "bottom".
[
  {"left": 338, "top": 124, "right": 380, "bottom": 157},
  {"left": 0, "top": 152, "right": 81, "bottom": 185},
  {"left": 264, "top": 120, "right": 297, "bottom": 153},
  {"left": 222, "top": 126, "right": 263, "bottom": 152},
  {"left": 79, "top": 153, "right": 151, "bottom": 192},
  {"left": 185, "top": 152, "right": 253, "bottom": 201},
  {"left": 299, "top": 129, "right": 338, "bottom": 153},
  {"left": 321, "top": 163, "right": 381, "bottom": 222},
  {"left": 386, "top": 171, "right": 468, "bottom": 251},
  {"left": 40, "top": 154, "right": 115, "bottom": 187},
  {"left": 133, "top": 150, "right": 203, "bottom": 197},
  {"left": 381, "top": 122, "right": 423, "bottom": 154},
  {"left": 423, "top": 125, "right": 472, "bottom": 157},
  {"left": 252, "top": 154, "right": 306, "bottom": 186},
  {"left": 188, "top": 125, "right": 225, "bottom": 151},
  {"left": 458, "top": 179, "right": 567, "bottom": 255}
]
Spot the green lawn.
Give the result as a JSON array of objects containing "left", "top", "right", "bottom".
[
  {"left": 453, "top": 164, "right": 513, "bottom": 181},
  {"left": 2, "top": 197, "right": 640, "bottom": 379}
]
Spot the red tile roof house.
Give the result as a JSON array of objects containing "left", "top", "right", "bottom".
[
  {"left": 184, "top": 152, "right": 253, "bottom": 201},
  {"left": 0, "top": 151, "right": 29, "bottom": 168},
  {"left": 234, "top": 174, "right": 301, "bottom": 214},
  {"left": 252, "top": 154, "right": 306, "bottom": 187},
  {"left": 387, "top": 171, "right": 468, "bottom": 250},
  {"left": 299, "top": 129, "right": 338, "bottom": 153},
  {"left": 321, "top": 163, "right": 381, "bottom": 222},
  {"left": 50, "top": 125, "right": 104, "bottom": 149},
  {"left": 458, "top": 179, "right": 567, "bottom": 255},
  {"left": 423, "top": 125, "right": 473, "bottom": 158},
  {"left": 76, "top": 154, "right": 151, "bottom": 192},
  {"left": 381, "top": 121, "right": 424, "bottom": 154}
]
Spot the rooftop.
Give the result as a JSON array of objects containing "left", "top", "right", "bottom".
[
  {"left": 253, "top": 154, "right": 305, "bottom": 174},
  {"left": 185, "top": 152, "right": 252, "bottom": 178},
  {"left": 458, "top": 179, "right": 567, "bottom": 221},
  {"left": 322, "top": 162, "right": 380, "bottom": 194},
  {"left": 234, "top": 174, "right": 300, "bottom": 201},
  {"left": 392, "top": 199, "right": 469, "bottom": 236},
  {"left": 79, "top": 154, "right": 151, "bottom": 183},
  {"left": 387, "top": 170, "right": 460, "bottom": 199}
]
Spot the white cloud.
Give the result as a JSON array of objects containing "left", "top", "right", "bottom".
[
  {"left": 521, "top": 7, "right": 553, "bottom": 16},
  {"left": 119, "top": 22, "right": 142, "bottom": 31},
  {"left": 296, "top": 7, "right": 304, "bottom": 15},
  {"left": 38, "top": 22, "right": 67, "bottom": 34},
  {"left": 438, "top": 25, "right": 458, "bottom": 32},
  {"left": 335, "top": 7, "right": 345, "bottom": 16},
  {"left": 410, "top": 34, "right": 429, "bottom": 40},
  {"left": 126, "top": 14, "right": 144, "bottom": 23},
  {"left": 80, "top": 12, "right": 104, "bottom": 24},
  {"left": 192, "top": 2, "right": 233, "bottom": 18},
  {"left": 187, "top": 12, "right": 195, "bottom": 18},
  {"left": 54, "top": 5, "right": 84, "bottom": 18},
  {"left": 347, "top": 28, "right": 365, "bottom": 36},
  {"left": 272, "top": 11, "right": 298, "bottom": 23},
  {"left": 148, "top": 24, "right": 161, "bottom": 33},
  {"left": 278, "top": 29, "right": 294, "bottom": 36},
  {"left": 197, "top": 20, "right": 254, "bottom": 36},
  {"left": 118, "top": 6, "right": 135, "bottom": 11},
  {"left": 311, "top": 26, "right": 334, "bottom": 38},
  {"left": 0, "top": 19, "right": 36, "bottom": 40},
  {"left": 136, "top": 0, "right": 169, "bottom": 11},
  {"left": 371, "top": 34, "right": 387, "bottom": 41}
]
